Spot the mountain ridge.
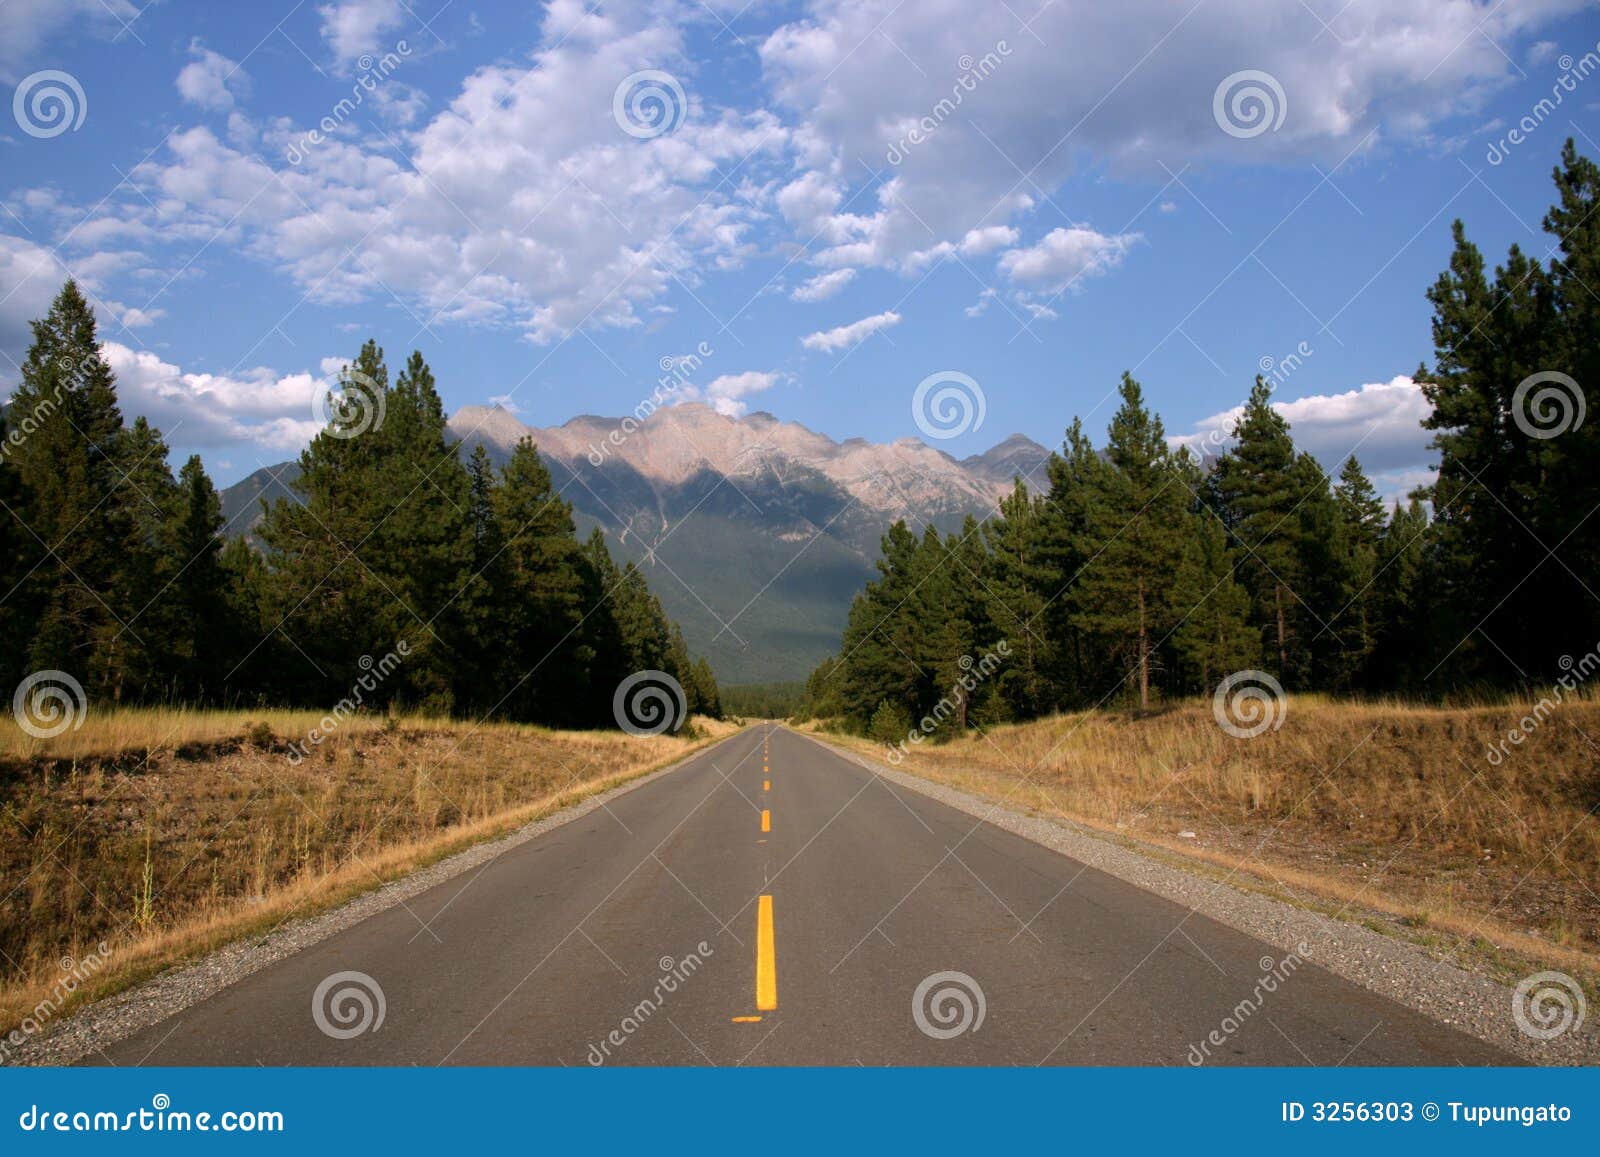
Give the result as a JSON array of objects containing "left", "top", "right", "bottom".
[{"left": 222, "top": 405, "right": 1052, "bottom": 684}]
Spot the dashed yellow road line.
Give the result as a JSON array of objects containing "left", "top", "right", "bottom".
[
  {"left": 760, "top": 808, "right": 771, "bottom": 833},
  {"left": 731, "top": 1015, "right": 762, "bottom": 1023},
  {"left": 763, "top": 779, "right": 770, "bottom": 791},
  {"left": 756, "top": 894, "right": 777, "bottom": 1011}
]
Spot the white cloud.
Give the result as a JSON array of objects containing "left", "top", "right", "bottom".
[
  {"left": 759, "top": 0, "right": 1584, "bottom": 278},
  {"left": 800, "top": 310, "right": 901, "bottom": 352},
  {"left": 111, "top": 304, "right": 165, "bottom": 329},
  {"left": 102, "top": 16, "right": 789, "bottom": 345},
  {"left": 1526, "top": 40, "right": 1559, "bottom": 66},
  {"left": 998, "top": 227, "right": 1141, "bottom": 288},
  {"left": 0, "top": 0, "right": 137, "bottom": 83},
  {"left": 0, "top": 234, "right": 62, "bottom": 373},
  {"left": 957, "top": 225, "right": 1018, "bottom": 256},
  {"left": 101, "top": 342, "right": 330, "bottom": 453},
  {"left": 791, "top": 268, "right": 856, "bottom": 302},
  {"left": 687, "top": 370, "right": 783, "bottom": 416},
  {"left": 318, "top": 0, "right": 405, "bottom": 68},
  {"left": 176, "top": 42, "right": 248, "bottom": 111},
  {"left": 1171, "top": 375, "right": 1434, "bottom": 499}
]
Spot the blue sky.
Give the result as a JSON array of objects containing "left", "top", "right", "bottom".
[{"left": 3, "top": 0, "right": 1599, "bottom": 499}]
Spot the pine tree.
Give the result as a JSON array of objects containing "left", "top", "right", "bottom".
[
  {"left": 491, "top": 437, "right": 585, "bottom": 723},
  {"left": 0, "top": 408, "right": 35, "bottom": 695},
  {"left": 165, "top": 455, "right": 228, "bottom": 701},
  {"left": 1069, "top": 374, "right": 1189, "bottom": 709},
  {"left": 1289, "top": 451, "right": 1355, "bottom": 689},
  {"left": 983, "top": 479, "right": 1050, "bottom": 718},
  {"left": 1369, "top": 499, "right": 1433, "bottom": 689},
  {"left": 574, "top": 527, "right": 631, "bottom": 726},
  {"left": 1037, "top": 418, "right": 1104, "bottom": 705},
  {"left": 258, "top": 340, "right": 396, "bottom": 704},
  {"left": 1415, "top": 146, "right": 1595, "bottom": 681},
  {"left": 1332, "top": 456, "right": 1385, "bottom": 687},
  {"left": 217, "top": 535, "right": 275, "bottom": 703},
  {"left": 7, "top": 281, "right": 144, "bottom": 700},
  {"left": 363, "top": 349, "right": 474, "bottom": 711},
  {"left": 837, "top": 521, "right": 922, "bottom": 725},
  {"left": 690, "top": 656, "right": 722, "bottom": 718},
  {"left": 1213, "top": 377, "right": 1308, "bottom": 685},
  {"left": 1169, "top": 505, "right": 1256, "bottom": 691}
]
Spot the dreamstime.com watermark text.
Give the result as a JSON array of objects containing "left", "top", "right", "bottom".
[{"left": 17, "top": 1095, "right": 283, "bottom": 1134}]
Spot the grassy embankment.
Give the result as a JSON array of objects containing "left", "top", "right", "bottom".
[
  {"left": 810, "top": 695, "right": 1600, "bottom": 991},
  {"left": 0, "top": 708, "right": 738, "bottom": 1035}
]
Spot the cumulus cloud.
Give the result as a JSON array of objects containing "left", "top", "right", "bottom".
[
  {"left": 791, "top": 268, "right": 856, "bottom": 302},
  {"left": 18, "top": 0, "right": 1585, "bottom": 383},
  {"left": 95, "top": 13, "right": 789, "bottom": 345},
  {"left": 685, "top": 370, "right": 783, "bottom": 417},
  {"left": 759, "top": 0, "right": 1584, "bottom": 278},
  {"left": 101, "top": 342, "right": 330, "bottom": 453},
  {"left": 176, "top": 42, "right": 248, "bottom": 111},
  {"left": 1170, "top": 374, "right": 1435, "bottom": 502},
  {"left": 998, "top": 227, "right": 1141, "bottom": 288},
  {"left": 800, "top": 310, "right": 901, "bottom": 353},
  {"left": 0, "top": 0, "right": 138, "bottom": 83},
  {"left": 0, "top": 234, "right": 63, "bottom": 374},
  {"left": 318, "top": 0, "right": 405, "bottom": 67}
]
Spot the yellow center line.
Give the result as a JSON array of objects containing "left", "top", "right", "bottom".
[
  {"left": 763, "top": 779, "right": 770, "bottom": 791},
  {"left": 756, "top": 894, "right": 777, "bottom": 1011},
  {"left": 760, "top": 808, "right": 771, "bottom": 832}
]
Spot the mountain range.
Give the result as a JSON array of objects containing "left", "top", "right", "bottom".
[{"left": 221, "top": 404, "right": 1053, "bottom": 684}]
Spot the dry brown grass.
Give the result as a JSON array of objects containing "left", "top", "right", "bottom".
[
  {"left": 814, "top": 695, "right": 1600, "bottom": 983},
  {"left": 0, "top": 708, "right": 739, "bottom": 1034}
]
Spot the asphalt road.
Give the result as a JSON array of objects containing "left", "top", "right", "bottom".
[{"left": 94, "top": 724, "right": 1512, "bottom": 1066}]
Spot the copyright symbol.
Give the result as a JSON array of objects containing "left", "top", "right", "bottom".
[{"left": 1421, "top": 1102, "right": 1440, "bottom": 1121}]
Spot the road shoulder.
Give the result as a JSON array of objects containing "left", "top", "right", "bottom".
[{"left": 795, "top": 728, "right": 1599, "bottom": 1066}]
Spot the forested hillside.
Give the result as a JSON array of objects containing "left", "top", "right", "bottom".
[
  {"left": 804, "top": 141, "right": 1600, "bottom": 735},
  {"left": 0, "top": 289, "right": 718, "bottom": 727}
]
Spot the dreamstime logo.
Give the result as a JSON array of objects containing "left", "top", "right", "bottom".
[
  {"left": 1512, "top": 971, "right": 1587, "bottom": 1041},
  {"left": 285, "top": 641, "right": 410, "bottom": 765},
  {"left": 1212, "top": 70, "right": 1287, "bottom": 139},
  {"left": 0, "top": 941, "right": 113, "bottom": 1064},
  {"left": 1511, "top": 371, "right": 1585, "bottom": 439},
  {"left": 885, "top": 40, "right": 1012, "bottom": 165},
  {"left": 912, "top": 370, "right": 985, "bottom": 440},
  {"left": 885, "top": 641, "right": 1010, "bottom": 764},
  {"left": 585, "top": 942, "right": 713, "bottom": 1065},
  {"left": 311, "top": 971, "right": 386, "bottom": 1039},
  {"left": 312, "top": 368, "right": 386, "bottom": 439},
  {"left": 1258, "top": 340, "right": 1313, "bottom": 388},
  {"left": 11, "top": 670, "right": 87, "bottom": 739},
  {"left": 613, "top": 669, "right": 687, "bottom": 736},
  {"left": 1487, "top": 40, "right": 1600, "bottom": 165},
  {"left": 1484, "top": 643, "right": 1600, "bottom": 766},
  {"left": 587, "top": 341, "right": 713, "bottom": 466},
  {"left": 612, "top": 70, "right": 687, "bottom": 139},
  {"left": 285, "top": 39, "right": 412, "bottom": 164},
  {"left": 13, "top": 70, "right": 87, "bottom": 139},
  {"left": 1187, "top": 944, "right": 1310, "bottom": 1064},
  {"left": 1212, "top": 669, "right": 1287, "bottom": 738},
  {"left": 912, "top": 971, "right": 986, "bottom": 1039}
]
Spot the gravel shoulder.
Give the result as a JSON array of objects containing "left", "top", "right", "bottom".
[
  {"left": 5, "top": 735, "right": 735, "bottom": 1067},
  {"left": 797, "top": 728, "right": 1600, "bottom": 1066}
]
